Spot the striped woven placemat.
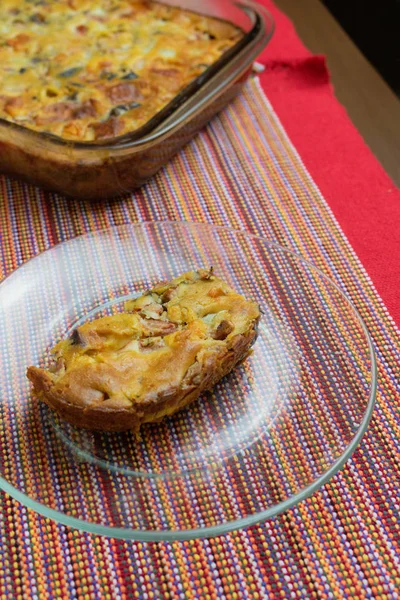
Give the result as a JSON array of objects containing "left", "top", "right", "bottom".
[{"left": 0, "top": 78, "right": 399, "bottom": 599}]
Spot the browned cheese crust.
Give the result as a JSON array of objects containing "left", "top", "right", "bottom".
[
  {"left": 0, "top": 0, "right": 242, "bottom": 141},
  {"left": 27, "top": 269, "right": 260, "bottom": 431}
]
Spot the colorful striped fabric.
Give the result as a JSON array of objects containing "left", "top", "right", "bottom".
[{"left": 0, "top": 78, "right": 399, "bottom": 598}]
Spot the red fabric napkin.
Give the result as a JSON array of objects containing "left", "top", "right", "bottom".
[{"left": 255, "top": 0, "right": 400, "bottom": 325}]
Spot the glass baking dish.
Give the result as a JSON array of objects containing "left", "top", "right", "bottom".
[{"left": 0, "top": 1, "right": 274, "bottom": 199}]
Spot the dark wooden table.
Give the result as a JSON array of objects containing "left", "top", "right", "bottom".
[{"left": 274, "top": 0, "right": 400, "bottom": 186}]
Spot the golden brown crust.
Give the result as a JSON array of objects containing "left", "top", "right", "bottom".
[
  {"left": 0, "top": 0, "right": 242, "bottom": 141},
  {"left": 27, "top": 269, "right": 260, "bottom": 431}
]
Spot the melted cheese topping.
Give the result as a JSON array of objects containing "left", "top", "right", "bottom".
[
  {"left": 0, "top": 0, "right": 241, "bottom": 141},
  {"left": 47, "top": 269, "right": 260, "bottom": 407}
]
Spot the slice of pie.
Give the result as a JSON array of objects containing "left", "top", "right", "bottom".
[{"left": 27, "top": 268, "right": 260, "bottom": 432}]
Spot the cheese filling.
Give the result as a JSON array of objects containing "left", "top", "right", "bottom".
[{"left": 0, "top": 0, "right": 242, "bottom": 141}]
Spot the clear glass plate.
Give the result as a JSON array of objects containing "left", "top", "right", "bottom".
[{"left": 0, "top": 222, "right": 376, "bottom": 540}]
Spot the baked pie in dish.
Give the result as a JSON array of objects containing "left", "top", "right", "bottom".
[{"left": 0, "top": 0, "right": 242, "bottom": 141}]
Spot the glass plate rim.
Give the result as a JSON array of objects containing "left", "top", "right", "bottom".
[{"left": 0, "top": 220, "right": 378, "bottom": 541}]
